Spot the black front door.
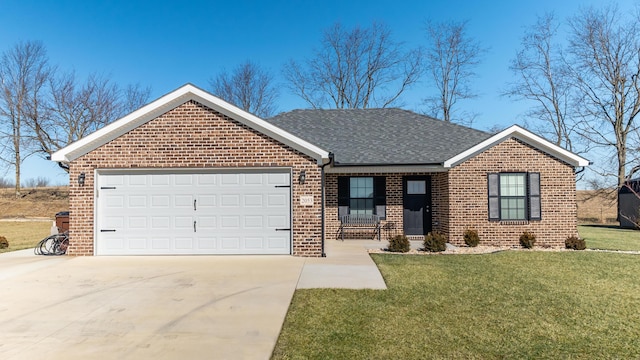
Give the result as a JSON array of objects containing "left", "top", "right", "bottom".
[{"left": 403, "top": 176, "right": 432, "bottom": 236}]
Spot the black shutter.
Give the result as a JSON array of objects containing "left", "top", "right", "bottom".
[
  {"left": 488, "top": 173, "right": 500, "bottom": 221},
  {"left": 374, "top": 176, "right": 386, "bottom": 219},
  {"left": 528, "top": 172, "right": 541, "bottom": 220},
  {"left": 337, "top": 177, "right": 350, "bottom": 218}
]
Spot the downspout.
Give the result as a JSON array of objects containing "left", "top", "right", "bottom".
[{"left": 320, "top": 152, "right": 334, "bottom": 257}]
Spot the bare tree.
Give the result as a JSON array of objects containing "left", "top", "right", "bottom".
[
  {"left": 505, "top": 13, "right": 576, "bottom": 150},
  {"left": 209, "top": 61, "right": 278, "bottom": 118},
  {"left": 423, "top": 20, "right": 485, "bottom": 124},
  {"left": 31, "top": 72, "right": 150, "bottom": 160},
  {"left": 0, "top": 41, "right": 51, "bottom": 196},
  {"left": 568, "top": 5, "right": 640, "bottom": 188},
  {"left": 284, "top": 22, "right": 421, "bottom": 109}
]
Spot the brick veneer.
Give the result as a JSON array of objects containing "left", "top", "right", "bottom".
[
  {"left": 325, "top": 138, "right": 578, "bottom": 248},
  {"left": 447, "top": 138, "right": 578, "bottom": 247},
  {"left": 67, "top": 100, "right": 322, "bottom": 256}
]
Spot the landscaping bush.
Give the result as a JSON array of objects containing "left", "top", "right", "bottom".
[
  {"left": 0, "top": 236, "right": 9, "bottom": 249},
  {"left": 519, "top": 231, "right": 536, "bottom": 249},
  {"left": 463, "top": 229, "right": 480, "bottom": 247},
  {"left": 423, "top": 231, "right": 447, "bottom": 252},
  {"left": 387, "top": 234, "right": 410, "bottom": 253},
  {"left": 565, "top": 236, "right": 586, "bottom": 250}
]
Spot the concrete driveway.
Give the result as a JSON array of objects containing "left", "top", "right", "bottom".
[{"left": 0, "top": 250, "right": 305, "bottom": 360}]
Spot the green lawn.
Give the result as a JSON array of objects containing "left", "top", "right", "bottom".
[
  {"left": 0, "top": 221, "right": 51, "bottom": 253},
  {"left": 579, "top": 224, "right": 640, "bottom": 251},
  {"left": 273, "top": 252, "right": 640, "bottom": 359}
]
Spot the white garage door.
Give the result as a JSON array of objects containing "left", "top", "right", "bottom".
[{"left": 96, "top": 170, "right": 291, "bottom": 255}]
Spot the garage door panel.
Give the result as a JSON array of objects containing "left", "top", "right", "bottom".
[
  {"left": 221, "top": 237, "right": 240, "bottom": 249},
  {"left": 198, "top": 216, "right": 217, "bottom": 229},
  {"left": 151, "top": 238, "right": 171, "bottom": 249},
  {"left": 128, "top": 195, "right": 147, "bottom": 207},
  {"left": 129, "top": 238, "right": 147, "bottom": 249},
  {"left": 198, "top": 195, "right": 216, "bottom": 207},
  {"left": 221, "top": 216, "right": 240, "bottom": 229},
  {"left": 151, "top": 175, "right": 170, "bottom": 186},
  {"left": 151, "top": 217, "right": 170, "bottom": 229},
  {"left": 128, "top": 174, "right": 147, "bottom": 186},
  {"left": 97, "top": 171, "right": 291, "bottom": 255},
  {"left": 174, "top": 195, "right": 194, "bottom": 208},
  {"left": 151, "top": 195, "right": 170, "bottom": 208},
  {"left": 221, "top": 194, "right": 240, "bottom": 207},
  {"left": 128, "top": 217, "right": 147, "bottom": 229},
  {"left": 197, "top": 237, "right": 217, "bottom": 249},
  {"left": 174, "top": 216, "right": 194, "bottom": 230},
  {"left": 243, "top": 194, "right": 263, "bottom": 206},
  {"left": 105, "top": 196, "right": 124, "bottom": 208},
  {"left": 175, "top": 237, "right": 193, "bottom": 249}
]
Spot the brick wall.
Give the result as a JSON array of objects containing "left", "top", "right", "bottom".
[
  {"left": 447, "top": 138, "right": 578, "bottom": 247},
  {"left": 68, "top": 100, "right": 322, "bottom": 256}
]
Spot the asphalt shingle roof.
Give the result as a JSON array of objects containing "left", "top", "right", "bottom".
[{"left": 266, "top": 108, "right": 492, "bottom": 165}]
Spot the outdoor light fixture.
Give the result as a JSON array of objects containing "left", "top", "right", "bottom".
[
  {"left": 298, "top": 170, "right": 306, "bottom": 184},
  {"left": 78, "top": 172, "right": 85, "bottom": 186}
]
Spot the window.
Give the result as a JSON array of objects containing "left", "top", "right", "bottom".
[
  {"left": 337, "top": 176, "right": 386, "bottom": 218},
  {"left": 407, "top": 180, "right": 426, "bottom": 194},
  {"left": 349, "top": 177, "right": 374, "bottom": 215},
  {"left": 488, "top": 172, "right": 541, "bottom": 221}
]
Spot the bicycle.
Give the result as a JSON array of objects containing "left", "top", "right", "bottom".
[{"left": 35, "top": 231, "right": 69, "bottom": 256}]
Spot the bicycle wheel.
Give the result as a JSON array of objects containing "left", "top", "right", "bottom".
[{"left": 53, "top": 236, "right": 69, "bottom": 255}]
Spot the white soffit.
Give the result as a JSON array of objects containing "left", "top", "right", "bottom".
[
  {"left": 50, "top": 84, "right": 330, "bottom": 165},
  {"left": 443, "top": 125, "right": 591, "bottom": 168}
]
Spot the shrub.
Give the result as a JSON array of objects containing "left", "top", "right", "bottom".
[
  {"left": 0, "top": 236, "right": 8, "bottom": 249},
  {"left": 463, "top": 229, "right": 480, "bottom": 247},
  {"left": 387, "top": 234, "right": 410, "bottom": 253},
  {"left": 519, "top": 231, "right": 536, "bottom": 249},
  {"left": 423, "top": 231, "right": 447, "bottom": 252},
  {"left": 565, "top": 236, "right": 586, "bottom": 250}
]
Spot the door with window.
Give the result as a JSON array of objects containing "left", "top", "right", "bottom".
[{"left": 403, "top": 176, "right": 432, "bottom": 235}]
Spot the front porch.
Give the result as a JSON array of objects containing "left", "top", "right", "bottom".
[{"left": 325, "top": 172, "right": 449, "bottom": 241}]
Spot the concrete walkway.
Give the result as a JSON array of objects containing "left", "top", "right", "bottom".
[
  {"left": 0, "top": 240, "right": 386, "bottom": 360},
  {"left": 297, "top": 239, "right": 387, "bottom": 289}
]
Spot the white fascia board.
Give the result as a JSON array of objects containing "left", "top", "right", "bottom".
[
  {"left": 51, "top": 84, "right": 330, "bottom": 165},
  {"left": 325, "top": 164, "right": 447, "bottom": 174},
  {"left": 443, "top": 125, "right": 590, "bottom": 168}
]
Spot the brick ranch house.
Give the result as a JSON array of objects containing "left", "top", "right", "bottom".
[{"left": 51, "top": 84, "right": 590, "bottom": 257}]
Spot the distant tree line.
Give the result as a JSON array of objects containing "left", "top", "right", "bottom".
[
  {"left": 211, "top": 3, "right": 639, "bottom": 190},
  {"left": 2, "top": 2, "right": 639, "bottom": 195}
]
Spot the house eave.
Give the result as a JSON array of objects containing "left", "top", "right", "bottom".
[
  {"left": 325, "top": 164, "right": 447, "bottom": 174},
  {"left": 443, "top": 125, "right": 591, "bottom": 168},
  {"left": 50, "top": 84, "right": 331, "bottom": 165}
]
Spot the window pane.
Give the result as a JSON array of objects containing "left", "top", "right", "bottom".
[
  {"left": 407, "top": 180, "right": 426, "bottom": 194},
  {"left": 501, "top": 197, "right": 526, "bottom": 220},
  {"left": 350, "top": 177, "right": 373, "bottom": 198},
  {"left": 500, "top": 174, "right": 525, "bottom": 196},
  {"left": 350, "top": 199, "right": 374, "bottom": 215}
]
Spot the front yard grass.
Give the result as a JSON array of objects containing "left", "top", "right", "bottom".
[
  {"left": 579, "top": 224, "right": 640, "bottom": 251},
  {"left": 0, "top": 221, "right": 51, "bottom": 253},
  {"left": 273, "top": 252, "right": 640, "bottom": 359}
]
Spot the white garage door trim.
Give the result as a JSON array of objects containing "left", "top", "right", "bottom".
[{"left": 94, "top": 168, "right": 292, "bottom": 255}]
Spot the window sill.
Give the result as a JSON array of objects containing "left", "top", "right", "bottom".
[{"left": 500, "top": 220, "right": 529, "bottom": 225}]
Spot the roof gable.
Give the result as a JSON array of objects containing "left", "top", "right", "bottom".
[
  {"left": 443, "top": 125, "right": 590, "bottom": 168},
  {"left": 51, "top": 84, "right": 330, "bottom": 164}
]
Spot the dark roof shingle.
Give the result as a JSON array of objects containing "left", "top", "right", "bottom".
[{"left": 267, "top": 108, "right": 491, "bottom": 165}]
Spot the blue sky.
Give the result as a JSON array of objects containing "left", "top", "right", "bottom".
[{"left": 1, "top": 0, "right": 637, "bottom": 185}]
